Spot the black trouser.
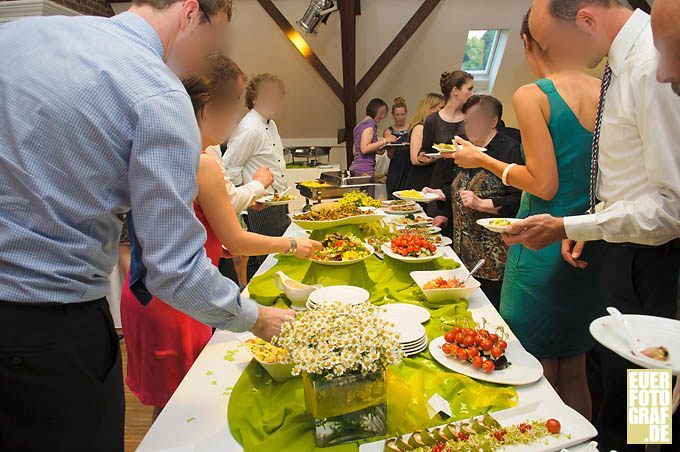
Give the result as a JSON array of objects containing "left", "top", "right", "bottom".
[
  {"left": 595, "top": 243, "right": 680, "bottom": 452},
  {"left": 479, "top": 277, "right": 502, "bottom": 311},
  {"left": 0, "top": 298, "right": 124, "bottom": 452},
  {"left": 245, "top": 204, "right": 291, "bottom": 281},
  {"left": 218, "top": 257, "right": 240, "bottom": 287}
]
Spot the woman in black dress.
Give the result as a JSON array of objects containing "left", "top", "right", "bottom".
[
  {"left": 413, "top": 70, "right": 474, "bottom": 238},
  {"left": 384, "top": 97, "right": 410, "bottom": 198}
]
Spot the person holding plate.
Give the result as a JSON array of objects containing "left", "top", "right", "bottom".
[
  {"left": 121, "top": 55, "right": 321, "bottom": 420},
  {"left": 450, "top": 9, "right": 603, "bottom": 420},
  {"left": 349, "top": 98, "right": 397, "bottom": 176},
  {"left": 438, "top": 95, "right": 522, "bottom": 308},
  {"left": 384, "top": 97, "right": 411, "bottom": 198}
]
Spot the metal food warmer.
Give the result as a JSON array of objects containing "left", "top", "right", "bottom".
[
  {"left": 296, "top": 170, "right": 381, "bottom": 206},
  {"left": 285, "top": 146, "right": 331, "bottom": 167}
]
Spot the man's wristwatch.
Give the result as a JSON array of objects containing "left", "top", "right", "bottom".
[{"left": 286, "top": 238, "right": 298, "bottom": 255}]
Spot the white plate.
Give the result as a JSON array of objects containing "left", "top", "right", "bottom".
[
  {"left": 390, "top": 321, "right": 427, "bottom": 344},
  {"left": 290, "top": 213, "right": 386, "bottom": 230},
  {"left": 404, "top": 341, "right": 428, "bottom": 356},
  {"left": 423, "top": 152, "right": 443, "bottom": 159},
  {"left": 359, "top": 397, "right": 597, "bottom": 452},
  {"left": 402, "top": 335, "right": 427, "bottom": 349},
  {"left": 590, "top": 314, "right": 680, "bottom": 374},
  {"left": 386, "top": 216, "right": 434, "bottom": 228},
  {"left": 411, "top": 269, "right": 481, "bottom": 302},
  {"left": 382, "top": 243, "right": 444, "bottom": 263},
  {"left": 432, "top": 144, "right": 458, "bottom": 153},
  {"left": 309, "top": 243, "right": 375, "bottom": 266},
  {"left": 256, "top": 194, "right": 296, "bottom": 206},
  {"left": 385, "top": 206, "right": 424, "bottom": 215},
  {"left": 308, "top": 285, "right": 370, "bottom": 307},
  {"left": 476, "top": 217, "right": 521, "bottom": 233},
  {"left": 380, "top": 303, "right": 431, "bottom": 324},
  {"left": 429, "top": 336, "right": 544, "bottom": 385},
  {"left": 381, "top": 199, "right": 417, "bottom": 207},
  {"left": 402, "top": 225, "right": 442, "bottom": 235},
  {"left": 434, "top": 235, "right": 453, "bottom": 247},
  {"left": 393, "top": 190, "right": 440, "bottom": 204}
]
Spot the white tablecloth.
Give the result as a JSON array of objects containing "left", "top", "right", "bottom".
[{"left": 137, "top": 223, "right": 596, "bottom": 452}]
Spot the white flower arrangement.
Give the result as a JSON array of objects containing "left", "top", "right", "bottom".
[{"left": 273, "top": 301, "right": 404, "bottom": 379}]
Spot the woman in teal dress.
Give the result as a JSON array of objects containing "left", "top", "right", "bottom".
[{"left": 449, "top": 9, "right": 602, "bottom": 420}]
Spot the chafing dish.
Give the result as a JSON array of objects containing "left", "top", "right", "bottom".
[
  {"left": 285, "top": 146, "right": 331, "bottom": 167},
  {"left": 296, "top": 170, "right": 379, "bottom": 204}
]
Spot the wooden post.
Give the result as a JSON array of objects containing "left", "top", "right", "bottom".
[{"left": 338, "top": 0, "right": 357, "bottom": 167}]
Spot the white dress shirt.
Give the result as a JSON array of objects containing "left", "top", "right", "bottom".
[
  {"left": 223, "top": 109, "right": 287, "bottom": 193},
  {"left": 564, "top": 9, "right": 680, "bottom": 246},
  {"left": 205, "top": 145, "right": 266, "bottom": 213}
]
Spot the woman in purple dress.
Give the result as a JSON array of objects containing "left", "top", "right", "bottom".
[{"left": 349, "top": 98, "right": 396, "bottom": 175}]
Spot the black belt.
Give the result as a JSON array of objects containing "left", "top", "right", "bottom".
[{"left": 619, "top": 238, "right": 680, "bottom": 249}]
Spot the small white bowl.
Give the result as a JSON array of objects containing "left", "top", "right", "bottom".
[
  {"left": 274, "top": 271, "right": 322, "bottom": 310},
  {"left": 410, "top": 268, "right": 481, "bottom": 303},
  {"left": 243, "top": 338, "right": 295, "bottom": 383}
]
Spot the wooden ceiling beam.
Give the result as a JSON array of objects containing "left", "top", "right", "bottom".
[
  {"left": 338, "top": 0, "right": 357, "bottom": 165},
  {"left": 256, "top": 0, "right": 343, "bottom": 101},
  {"left": 355, "top": 0, "right": 441, "bottom": 100}
]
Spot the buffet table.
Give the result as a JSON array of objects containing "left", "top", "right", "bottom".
[{"left": 137, "top": 222, "right": 597, "bottom": 452}]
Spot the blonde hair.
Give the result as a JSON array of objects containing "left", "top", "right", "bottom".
[
  {"left": 245, "top": 73, "right": 285, "bottom": 109},
  {"left": 409, "top": 93, "right": 444, "bottom": 130}
]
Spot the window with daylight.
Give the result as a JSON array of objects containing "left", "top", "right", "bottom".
[{"left": 462, "top": 29, "right": 501, "bottom": 74}]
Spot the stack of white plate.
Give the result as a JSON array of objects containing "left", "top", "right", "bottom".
[
  {"left": 380, "top": 304, "right": 430, "bottom": 356},
  {"left": 306, "top": 285, "right": 370, "bottom": 310}
]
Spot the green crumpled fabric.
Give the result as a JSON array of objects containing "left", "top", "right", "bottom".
[{"left": 228, "top": 225, "right": 518, "bottom": 451}]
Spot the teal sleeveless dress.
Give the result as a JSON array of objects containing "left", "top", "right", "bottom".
[{"left": 500, "top": 79, "right": 604, "bottom": 359}]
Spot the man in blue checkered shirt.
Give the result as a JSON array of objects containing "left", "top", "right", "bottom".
[{"left": 0, "top": 1, "right": 292, "bottom": 449}]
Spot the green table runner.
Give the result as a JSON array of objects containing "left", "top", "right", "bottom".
[{"left": 228, "top": 225, "right": 518, "bottom": 451}]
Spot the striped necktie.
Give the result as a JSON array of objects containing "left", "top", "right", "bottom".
[{"left": 588, "top": 62, "right": 613, "bottom": 213}]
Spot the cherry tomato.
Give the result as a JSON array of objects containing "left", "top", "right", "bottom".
[
  {"left": 457, "top": 432, "right": 469, "bottom": 441},
  {"left": 481, "top": 359, "right": 495, "bottom": 373},
  {"left": 454, "top": 332, "right": 465, "bottom": 344},
  {"left": 467, "top": 346, "right": 480, "bottom": 358},
  {"left": 489, "top": 333, "right": 499, "bottom": 343},
  {"left": 471, "top": 356, "right": 483, "bottom": 368},
  {"left": 497, "top": 340, "right": 508, "bottom": 350},
  {"left": 545, "top": 419, "right": 561, "bottom": 434},
  {"left": 518, "top": 423, "right": 531, "bottom": 433},
  {"left": 473, "top": 333, "right": 482, "bottom": 345},
  {"left": 452, "top": 327, "right": 462, "bottom": 335},
  {"left": 450, "top": 343, "right": 460, "bottom": 355},
  {"left": 456, "top": 348, "right": 469, "bottom": 361},
  {"left": 441, "top": 343, "right": 452, "bottom": 355},
  {"left": 477, "top": 329, "right": 489, "bottom": 338},
  {"left": 444, "top": 331, "right": 456, "bottom": 344},
  {"left": 490, "top": 346, "right": 504, "bottom": 358},
  {"left": 463, "top": 328, "right": 475, "bottom": 336},
  {"left": 480, "top": 338, "right": 493, "bottom": 352},
  {"left": 462, "top": 335, "right": 475, "bottom": 347}
]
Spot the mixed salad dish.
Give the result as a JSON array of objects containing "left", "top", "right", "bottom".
[
  {"left": 310, "top": 233, "right": 372, "bottom": 263},
  {"left": 293, "top": 204, "right": 373, "bottom": 222},
  {"left": 423, "top": 276, "right": 465, "bottom": 289}
]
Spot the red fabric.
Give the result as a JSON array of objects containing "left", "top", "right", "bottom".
[{"left": 121, "top": 200, "right": 223, "bottom": 407}]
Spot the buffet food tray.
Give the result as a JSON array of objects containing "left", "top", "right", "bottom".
[
  {"left": 296, "top": 183, "right": 379, "bottom": 200},
  {"left": 320, "top": 170, "right": 373, "bottom": 186}
]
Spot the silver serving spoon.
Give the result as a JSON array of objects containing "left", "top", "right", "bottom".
[{"left": 463, "top": 259, "right": 485, "bottom": 283}]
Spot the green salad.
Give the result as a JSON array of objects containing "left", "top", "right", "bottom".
[{"left": 311, "top": 233, "right": 371, "bottom": 262}]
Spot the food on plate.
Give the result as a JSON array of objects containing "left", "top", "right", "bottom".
[
  {"left": 293, "top": 204, "right": 372, "bottom": 222},
  {"left": 382, "top": 199, "right": 416, "bottom": 207},
  {"left": 404, "top": 225, "right": 437, "bottom": 235},
  {"left": 434, "top": 143, "right": 456, "bottom": 152},
  {"left": 441, "top": 323, "right": 510, "bottom": 372},
  {"left": 338, "top": 191, "right": 382, "bottom": 208},
  {"left": 361, "top": 221, "right": 398, "bottom": 251},
  {"left": 391, "top": 214, "right": 433, "bottom": 227},
  {"left": 423, "top": 276, "right": 465, "bottom": 289},
  {"left": 489, "top": 219, "right": 511, "bottom": 227},
  {"left": 245, "top": 338, "right": 288, "bottom": 363},
  {"left": 299, "top": 180, "right": 331, "bottom": 188},
  {"left": 382, "top": 414, "right": 563, "bottom": 451},
  {"left": 398, "top": 189, "right": 425, "bottom": 199},
  {"left": 269, "top": 192, "right": 294, "bottom": 202},
  {"left": 311, "top": 233, "right": 371, "bottom": 262},
  {"left": 387, "top": 204, "right": 422, "bottom": 213},
  {"left": 390, "top": 233, "right": 436, "bottom": 258},
  {"left": 641, "top": 345, "right": 670, "bottom": 361}
]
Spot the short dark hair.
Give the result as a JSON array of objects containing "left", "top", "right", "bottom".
[
  {"left": 548, "top": 0, "right": 622, "bottom": 21},
  {"left": 366, "top": 98, "right": 388, "bottom": 119},
  {"left": 245, "top": 73, "right": 285, "bottom": 110},
  {"left": 182, "top": 53, "right": 245, "bottom": 115},
  {"left": 462, "top": 94, "right": 503, "bottom": 128},
  {"left": 440, "top": 70, "right": 474, "bottom": 102},
  {"left": 132, "top": 0, "right": 233, "bottom": 21}
]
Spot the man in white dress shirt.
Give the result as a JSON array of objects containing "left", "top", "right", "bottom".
[
  {"left": 224, "top": 73, "right": 289, "bottom": 279},
  {"left": 504, "top": 2, "right": 680, "bottom": 450}
]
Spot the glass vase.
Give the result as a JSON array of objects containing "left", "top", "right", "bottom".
[{"left": 302, "top": 368, "right": 387, "bottom": 447}]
